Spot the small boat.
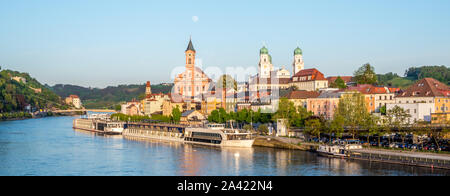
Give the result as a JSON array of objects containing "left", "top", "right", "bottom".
[
  {"left": 317, "top": 140, "right": 362, "bottom": 158},
  {"left": 317, "top": 145, "right": 347, "bottom": 158}
]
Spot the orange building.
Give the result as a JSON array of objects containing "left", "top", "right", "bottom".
[
  {"left": 307, "top": 91, "right": 343, "bottom": 120},
  {"left": 346, "top": 84, "right": 398, "bottom": 113},
  {"left": 173, "top": 39, "right": 212, "bottom": 103}
]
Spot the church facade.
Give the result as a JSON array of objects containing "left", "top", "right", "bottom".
[
  {"left": 173, "top": 39, "right": 212, "bottom": 102},
  {"left": 249, "top": 46, "right": 309, "bottom": 92}
]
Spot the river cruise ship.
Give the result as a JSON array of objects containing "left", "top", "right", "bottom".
[
  {"left": 73, "top": 114, "right": 125, "bottom": 135},
  {"left": 122, "top": 122, "right": 185, "bottom": 142},
  {"left": 184, "top": 124, "right": 255, "bottom": 148}
]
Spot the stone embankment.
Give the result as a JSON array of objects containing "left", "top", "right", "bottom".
[{"left": 253, "top": 136, "right": 318, "bottom": 151}]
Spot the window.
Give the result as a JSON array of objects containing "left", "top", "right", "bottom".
[{"left": 188, "top": 58, "right": 192, "bottom": 64}]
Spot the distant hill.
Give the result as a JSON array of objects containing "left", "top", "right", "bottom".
[
  {"left": 377, "top": 65, "right": 449, "bottom": 89},
  {"left": 0, "top": 67, "right": 65, "bottom": 112},
  {"left": 50, "top": 83, "right": 174, "bottom": 109}
]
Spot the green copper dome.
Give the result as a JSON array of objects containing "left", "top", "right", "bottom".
[
  {"left": 260, "top": 46, "right": 269, "bottom": 55},
  {"left": 294, "top": 47, "right": 302, "bottom": 55}
]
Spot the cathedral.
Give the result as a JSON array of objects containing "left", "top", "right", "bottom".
[
  {"left": 249, "top": 46, "right": 306, "bottom": 92},
  {"left": 173, "top": 39, "right": 212, "bottom": 102}
]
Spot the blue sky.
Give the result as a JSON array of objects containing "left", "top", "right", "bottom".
[{"left": 1, "top": 0, "right": 449, "bottom": 87}]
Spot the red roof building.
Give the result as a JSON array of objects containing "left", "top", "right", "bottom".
[{"left": 290, "top": 68, "right": 329, "bottom": 91}]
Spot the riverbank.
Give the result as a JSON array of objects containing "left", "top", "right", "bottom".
[
  {"left": 0, "top": 112, "right": 78, "bottom": 122},
  {"left": 253, "top": 136, "right": 318, "bottom": 151},
  {"left": 254, "top": 136, "right": 450, "bottom": 170},
  {"left": 348, "top": 148, "right": 450, "bottom": 170}
]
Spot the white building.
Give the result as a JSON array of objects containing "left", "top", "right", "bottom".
[
  {"left": 386, "top": 103, "right": 435, "bottom": 123},
  {"left": 65, "top": 95, "right": 82, "bottom": 109},
  {"left": 290, "top": 68, "right": 328, "bottom": 91}
]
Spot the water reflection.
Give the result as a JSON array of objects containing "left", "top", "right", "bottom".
[{"left": 0, "top": 117, "right": 448, "bottom": 176}]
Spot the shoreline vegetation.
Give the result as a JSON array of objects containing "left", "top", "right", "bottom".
[{"left": 0, "top": 111, "right": 80, "bottom": 122}]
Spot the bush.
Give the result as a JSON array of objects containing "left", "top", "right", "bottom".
[{"left": 258, "top": 124, "right": 269, "bottom": 135}]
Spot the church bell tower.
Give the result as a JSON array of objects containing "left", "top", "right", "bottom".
[{"left": 293, "top": 47, "right": 304, "bottom": 75}]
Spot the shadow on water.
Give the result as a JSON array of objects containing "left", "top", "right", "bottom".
[{"left": 0, "top": 117, "right": 448, "bottom": 176}]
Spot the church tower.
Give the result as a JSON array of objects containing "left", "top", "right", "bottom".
[
  {"left": 293, "top": 47, "right": 304, "bottom": 75},
  {"left": 259, "top": 46, "right": 273, "bottom": 78},
  {"left": 185, "top": 38, "right": 196, "bottom": 70},
  {"left": 185, "top": 38, "right": 196, "bottom": 98},
  {"left": 145, "top": 81, "right": 152, "bottom": 98}
]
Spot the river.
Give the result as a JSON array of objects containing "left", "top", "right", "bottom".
[{"left": 0, "top": 116, "right": 448, "bottom": 176}]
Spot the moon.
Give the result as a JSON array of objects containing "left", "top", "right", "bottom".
[{"left": 192, "top": 16, "right": 199, "bottom": 23}]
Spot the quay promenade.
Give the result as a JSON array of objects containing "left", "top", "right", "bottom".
[
  {"left": 254, "top": 136, "right": 450, "bottom": 170},
  {"left": 348, "top": 148, "right": 450, "bottom": 170}
]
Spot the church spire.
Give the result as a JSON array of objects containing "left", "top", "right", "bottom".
[{"left": 186, "top": 37, "right": 195, "bottom": 52}]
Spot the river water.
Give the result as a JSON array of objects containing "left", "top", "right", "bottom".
[{"left": 0, "top": 116, "right": 448, "bottom": 176}]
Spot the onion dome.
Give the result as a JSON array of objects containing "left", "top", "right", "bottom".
[
  {"left": 294, "top": 47, "right": 302, "bottom": 55},
  {"left": 260, "top": 46, "right": 269, "bottom": 55}
]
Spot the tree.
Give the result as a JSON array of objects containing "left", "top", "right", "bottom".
[
  {"left": 171, "top": 106, "right": 182, "bottom": 123},
  {"left": 114, "top": 105, "right": 121, "bottom": 111},
  {"left": 217, "top": 74, "right": 237, "bottom": 108},
  {"left": 354, "top": 63, "right": 378, "bottom": 84},
  {"left": 380, "top": 105, "right": 387, "bottom": 115},
  {"left": 243, "top": 124, "right": 253, "bottom": 131},
  {"left": 273, "top": 98, "right": 297, "bottom": 128},
  {"left": 305, "top": 119, "right": 323, "bottom": 142},
  {"left": 385, "top": 106, "right": 411, "bottom": 147},
  {"left": 362, "top": 115, "right": 380, "bottom": 148},
  {"left": 405, "top": 65, "right": 449, "bottom": 84},
  {"left": 258, "top": 124, "right": 269, "bottom": 135},
  {"left": 328, "top": 115, "right": 345, "bottom": 142},
  {"left": 334, "top": 92, "right": 372, "bottom": 139},
  {"left": 329, "top": 76, "right": 347, "bottom": 89}
]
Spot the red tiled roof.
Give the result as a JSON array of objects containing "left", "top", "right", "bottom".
[
  {"left": 397, "top": 78, "right": 450, "bottom": 97},
  {"left": 327, "top": 76, "right": 353, "bottom": 84},
  {"left": 69, "top": 95, "right": 79, "bottom": 98},
  {"left": 291, "top": 68, "right": 327, "bottom": 82},
  {"left": 287, "top": 91, "right": 320, "bottom": 99},
  {"left": 346, "top": 84, "right": 397, "bottom": 94},
  {"left": 250, "top": 77, "right": 290, "bottom": 85}
]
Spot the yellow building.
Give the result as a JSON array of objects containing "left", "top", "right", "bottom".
[
  {"left": 396, "top": 78, "right": 450, "bottom": 114},
  {"left": 431, "top": 113, "right": 450, "bottom": 124},
  {"left": 284, "top": 90, "right": 320, "bottom": 109},
  {"left": 162, "top": 99, "right": 184, "bottom": 116}
]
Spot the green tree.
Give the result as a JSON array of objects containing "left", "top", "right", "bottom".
[
  {"left": 354, "top": 63, "right": 378, "bottom": 84},
  {"left": 329, "top": 76, "right": 347, "bottom": 89},
  {"left": 243, "top": 124, "right": 253, "bottom": 131},
  {"left": 171, "top": 106, "right": 182, "bottom": 123},
  {"left": 273, "top": 98, "right": 298, "bottom": 130},
  {"left": 380, "top": 105, "right": 387, "bottom": 115},
  {"left": 334, "top": 92, "right": 372, "bottom": 139},
  {"left": 258, "top": 124, "right": 269, "bottom": 135},
  {"left": 385, "top": 106, "right": 411, "bottom": 146},
  {"left": 305, "top": 119, "right": 323, "bottom": 142},
  {"left": 328, "top": 115, "right": 345, "bottom": 142}
]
